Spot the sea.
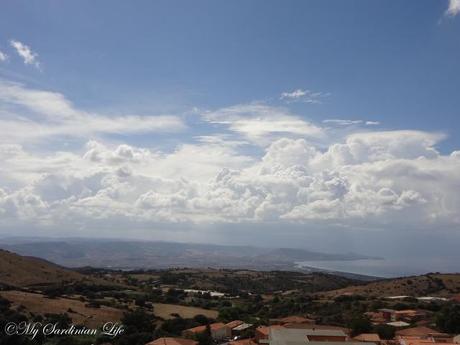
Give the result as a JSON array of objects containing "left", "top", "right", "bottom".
[{"left": 296, "top": 257, "right": 460, "bottom": 278}]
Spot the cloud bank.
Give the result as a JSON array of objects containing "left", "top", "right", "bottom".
[{"left": 0, "top": 81, "right": 459, "bottom": 236}]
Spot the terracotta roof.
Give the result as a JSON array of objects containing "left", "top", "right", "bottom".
[
  {"left": 354, "top": 333, "right": 381, "bottom": 342},
  {"left": 229, "top": 339, "right": 257, "bottom": 345},
  {"left": 277, "top": 316, "right": 314, "bottom": 324},
  {"left": 256, "top": 326, "right": 270, "bottom": 337},
  {"left": 209, "top": 323, "right": 227, "bottom": 331},
  {"left": 396, "top": 327, "right": 438, "bottom": 337},
  {"left": 226, "top": 320, "right": 245, "bottom": 329},
  {"left": 146, "top": 338, "right": 198, "bottom": 345},
  {"left": 184, "top": 323, "right": 226, "bottom": 334},
  {"left": 399, "top": 339, "right": 457, "bottom": 345},
  {"left": 256, "top": 325, "right": 284, "bottom": 336}
]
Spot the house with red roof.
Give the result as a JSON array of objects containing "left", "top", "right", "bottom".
[
  {"left": 183, "top": 322, "right": 230, "bottom": 340},
  {"left": 146, "top": 338, "right": 198, "bottom": 345}
]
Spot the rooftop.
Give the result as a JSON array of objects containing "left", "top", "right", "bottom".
[
  {"left": 146, "top": 338, "right": 198, "bottom": 345},
  {"left": 226, "top": 320, "right": 245, "bottom": 329},
  {"left": 233, "top": 323, "right": 254, "bottom": 331},
  {"left": 269, "top": 328, "right": 348, "bottom": 345},
  {"left": 396, "top": 327, "right": 438, "bottom": 337},
  {"left": 354, "top": 334, "right": 381, "bottom": 342},
  {"left": 184, "top": 323, "right": 226, "bottom": 334}
]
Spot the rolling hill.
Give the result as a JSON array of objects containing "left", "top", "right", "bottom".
[
  {"left": 321, "top": 273, "right": 460, "bottom": 298},
  {"left": 0, "top": 249, "right": 95, "bottom": 288}
]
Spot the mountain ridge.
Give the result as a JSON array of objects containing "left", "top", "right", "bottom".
[{"left": 0, "top": 238, "right": 379, "bottom": 274}]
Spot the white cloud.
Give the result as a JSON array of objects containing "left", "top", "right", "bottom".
[
  {"left": 10, "top": 40, "right": 40, "bottom": 68},
  {"left": 323, "top": 119, "right": 381, "bottom": 127},
  {"left": 203, "top": 103, "right": 324, "bottom": 145},
  {"left": 0, "top": 51, "right": 7, "bottom": 62},
  {"left": 280, "top": 89, "right": 329, "bottom": 104},
  {"left": 1, "top": 128, "right": 459, "bottom": 230},
  {"left": 446, "top": 0, "right": 460, "bottom": 16},
  {"left": 0, "top": 80, "right": 459, "bottom": 234},
  {"left": 323, "top": 119, "right": 363, "bottom": 126},
  {"left": 0, "top": 81, "right": 186, "bottom": 144}
]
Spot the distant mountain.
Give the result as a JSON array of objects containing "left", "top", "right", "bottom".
[
  {"left": 0, "top": 249, "right": 89, "bottom": 288},
  {"left": 0, "top": 238, "right": 378, "bottom": 279}
]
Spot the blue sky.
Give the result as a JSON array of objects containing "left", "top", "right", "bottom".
[
  {"left": 1, "top": 0, "right": 460, "bottom": 150},
  {"left": 0, "top": 1, "right": 460, "bottom": 273}
]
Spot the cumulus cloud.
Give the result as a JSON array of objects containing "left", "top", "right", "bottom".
[
  {"left": 446, "top": 0, "right": 460, "bottom": 16},
  {"left": 280, "top": 89, "right": 329, "bottom": 104},
  {"left": 1, "top": 129, "right": 459, "bottom": 231},
  {"left": 0, "top": 80, "right": 459, "bottom": 235},
  {"left": 10, "top": 40, "right": 40, "bottom": 68}
]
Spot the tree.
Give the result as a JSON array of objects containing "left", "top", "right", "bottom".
[
  {"left": 194, "top": 324, "right": 213, "bottom": 345},
  {"left": 348, "top": 315, "right": 372, "bottom": 336},
  {"left": 193, "top": 314, "right": 210, "bottom": 325},
  {"left": 121, "top": 309, "right": 155, "bottom": 335},
  {"left": 374, "top": 324, "right": 396, "bottom": 340},
  {"left": 436, "top": 305, "right": 460, "bottom": 333},
  {"left": 218, "top": 306, "right": 244, "bottom": 322}
]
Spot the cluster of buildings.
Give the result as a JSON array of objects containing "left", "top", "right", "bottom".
[
  {"left": 145, "top": 316, "right": 460, "bottom": 345},
  {"left": 181, "top": 320, "right": 254, "bottom": 341},
  {"left": 365, "top": 309, "right": 429, "bottom": 328}
]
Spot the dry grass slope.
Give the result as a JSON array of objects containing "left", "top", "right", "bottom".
[
  {"left": 153, "top": 303, "right": 218, "bottom": 320},
  {"left": 0, "top": 249, "right": 90, "bottom": 287},
  {"left": 0, "top": 290, "right": 123, "bottom": 328},
  {"left": 321, "top": 273, "right": 460, "bottom": 298}
]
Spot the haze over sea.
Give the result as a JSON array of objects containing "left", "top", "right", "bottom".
[{"left": 297, "top": 257, "right": 460, "bottom": 278}]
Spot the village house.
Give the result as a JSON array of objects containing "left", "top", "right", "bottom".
[
  {"left": 393, "top": 310, "right": 427, "bottom": 323},
  {"left": 376, "top": 309, "right": 426, "bottom": 323},
  {"left": 255, "top": 326, "right": 284, "bottom": 344},
  {"left": 365, "top": 312, "right": 387, "bottom": 325},
  {"left": 354, "top": 333, "right": 382, "bottom": 345},
  {"left": 396, "top": 327, "right": 444, "bottom": 338},
  {"left": 268, "top": 328, "right": 373, "bottom": 345},
  {"left": 301, "top": 328, "right": 348, "bottom": 342},
  {"left": 397, "top": 337, "right": 458, "bottom": 345},
  {"left": 224, "top": 320, "right": 255, "bottom": 338},
  {"left": 145, "top": 337, "right": 198, "bottom": 345},
  {"left": 226, "top": 320, "right": 245, "bottom": 336},
  {"left": 232, "top": 323, "right": 255, "bottom": 337},
  {"left": 182, "top": 322, "right": 229, "bottom": 341}
]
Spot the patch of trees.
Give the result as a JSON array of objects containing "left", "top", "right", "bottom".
[{"left": 436, "top": 304, "right": 460, "bottom": 333}]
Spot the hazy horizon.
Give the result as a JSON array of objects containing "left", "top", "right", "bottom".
[
  {"left": 1, "top": 234, "right": 459, "bottom": 278},
  {"left": 0, "top": 0, "right": 459, "bottom": 277}
]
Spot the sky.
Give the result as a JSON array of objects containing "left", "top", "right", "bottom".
[{"left": 0, "top": 1, "right": 460, "bottom": 269}]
